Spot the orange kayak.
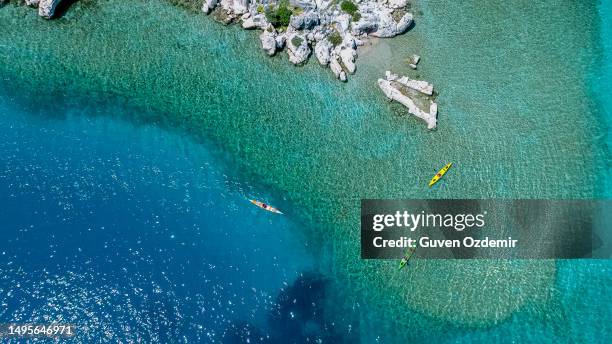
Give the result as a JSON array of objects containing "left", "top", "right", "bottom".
[{"left": 249, "top": 199, "right": 283, "bottom": 214}]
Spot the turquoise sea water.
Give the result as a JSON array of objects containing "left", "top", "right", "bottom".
[
  {"left": 598, "top": 0, "right": 612, "bottom": 197},
  {"left": 0, "top": 0, "right": 611, "bottom": 342}
]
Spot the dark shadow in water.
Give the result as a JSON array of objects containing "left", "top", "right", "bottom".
[
  {"left": 222, "top": 272, "right": 359, "bottom": 343},
  {"left": 52, "top": 0, "right": 80, "bottom": 19},
  {"left": 222, "top": 322, "right": 268, "bottom": 344}
]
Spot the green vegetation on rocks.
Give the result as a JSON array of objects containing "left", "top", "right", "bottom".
[
  {"left": 340, "top": 0, "right": 360, "bottom": 21},
  {"left": 291, "top": 35, "right": 303, "bottom": 47},
  {"left": 265, "top": 0, "right": 292, "bottom": 27},
  {"left": 328, "top": 31, "right": 342, "bottom": 46}
]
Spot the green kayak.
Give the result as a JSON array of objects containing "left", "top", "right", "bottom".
[{"left": 398, "top": 247, "right": 417, "bottom": 270}]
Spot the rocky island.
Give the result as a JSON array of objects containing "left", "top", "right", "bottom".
[
  {"left": 203, "top": 0, "right": 414, "bottom": 81},
  {"left": 203, "top": 0, "right": 439, "bottom": 127},
  {"left": 14, "top": 0, "right": 439, "bottom": 128}
]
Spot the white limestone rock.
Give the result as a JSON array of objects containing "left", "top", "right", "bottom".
[
  {"left": 342, "top": 32, "right": 357, "bottom": 49},
  {"left": 260, "top": 30, "right": 278, "bottom": 56},
  {"left": 290, "top": 11, "right": 320, "bottom": 30},
  {"left": 202, "top": 0, "right": 218, "bottom": 14},
  {"left": 329, "top": 57, "right": 347, "bottom": 82},
  {"left": 315, "top": 0, "right": 333, "bottom": 11},
  {"left": 378, "top": 79, "right": 437, "bottom": 129},
  {"left": 242, "top": 13, "right": 268, "bottom": 29},
  {"left": 314, "top": 39, "right": 333, "bottom": 65},
  {"left": 396, "top": 76, "right": 433, "bottom": 95},
  {"left": 312, "top": 27, "right": 328, "bottom": 41},
  {"left": 196, "top": 0, "right": 419, "bottom": 83},
  {"left": 275, "top": 33, "right": 287, "bottom": 49},
  {"left": 351, "top": 4, "right": 414, "bottom": 38},
  {"left": 429, "top": 101, "right": 438, "bottom": 118},
  {"left": 334, "top": 13, "right": 352, "bottom": 33},
  {"left": 25, "top": 0, "right": 39, "bottom": 7},
  {"left": 286, "top": 33, "right": 311, "bottom": 65},
  {"left": 339, "top": 47, "right": 357, "bottom": 74},
  {"left": 384, "top": 71, "right": 433, "bottom": 95},
  {"left": 38, "top": 0, "right": 60, "bottom": 19},
  {"left": 221, "top": 0, "right": 249, "bottom": 15},
  {"left": 371, "top": 13, "right": 400, "bottom": 38},
  {"left": 408, "top": 54, "right": 420, "bottom": 69},
  {"left": 352, "top": 19, "right": 377, "bottom": 36},
  {"left": 395, "top": 12, "right": 414, "bottom": 35},
  {"left": 290, "top": 0, "right": 316, "bottom": 11},
  {"left": 378, "top": 71, "right": 438, "bottom": 129},
  {"left": 388, "top": 0, "right": 407, "bottom": 9}
]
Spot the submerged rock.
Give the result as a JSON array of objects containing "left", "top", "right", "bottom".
[
  {"left": 378, "top": 71, "right": 438, "bottom": 129},
  {"left": 408, "top": 54, "right": 420, "bottom": 69}
]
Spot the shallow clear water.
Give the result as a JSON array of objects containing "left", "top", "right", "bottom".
[
  {"left": 596, "top": 0, "right": 612, "bottom": 197},
  {"left": 0, "top": 0, "right": 611, "bottom": 342}
]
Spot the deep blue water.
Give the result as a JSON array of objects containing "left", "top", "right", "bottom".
[{"left": 0, "top": 97, "right": 356, "bottom": 342}]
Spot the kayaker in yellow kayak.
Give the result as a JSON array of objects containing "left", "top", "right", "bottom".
[{"left": 429, "top": 162, "right": 453, "bottom": 187}]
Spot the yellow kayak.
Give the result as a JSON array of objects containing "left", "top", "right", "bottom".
[
  {"left": 249, "top": 199, "right": 283, "bottom": 214},
  {"left": 429, "top": 162, "right": 453, "bottom": 187}
]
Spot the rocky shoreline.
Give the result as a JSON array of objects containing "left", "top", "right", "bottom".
[
  {"left": 18, "top": 0, "right": 60, "bottom": 18},
  {"left": 203, "top": 0, "right": 413, "bottom": 82},
  {"left": 13, "top": 0, "right": 440, "bottom": 129}
]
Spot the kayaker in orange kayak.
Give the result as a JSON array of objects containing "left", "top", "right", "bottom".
[{"left": 249, "top": 199, "right": 283, "bottom": 214}]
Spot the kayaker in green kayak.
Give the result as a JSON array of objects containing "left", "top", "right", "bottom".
[{"left": 398, "top": 247, "right": 417, "bottom": 270}]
